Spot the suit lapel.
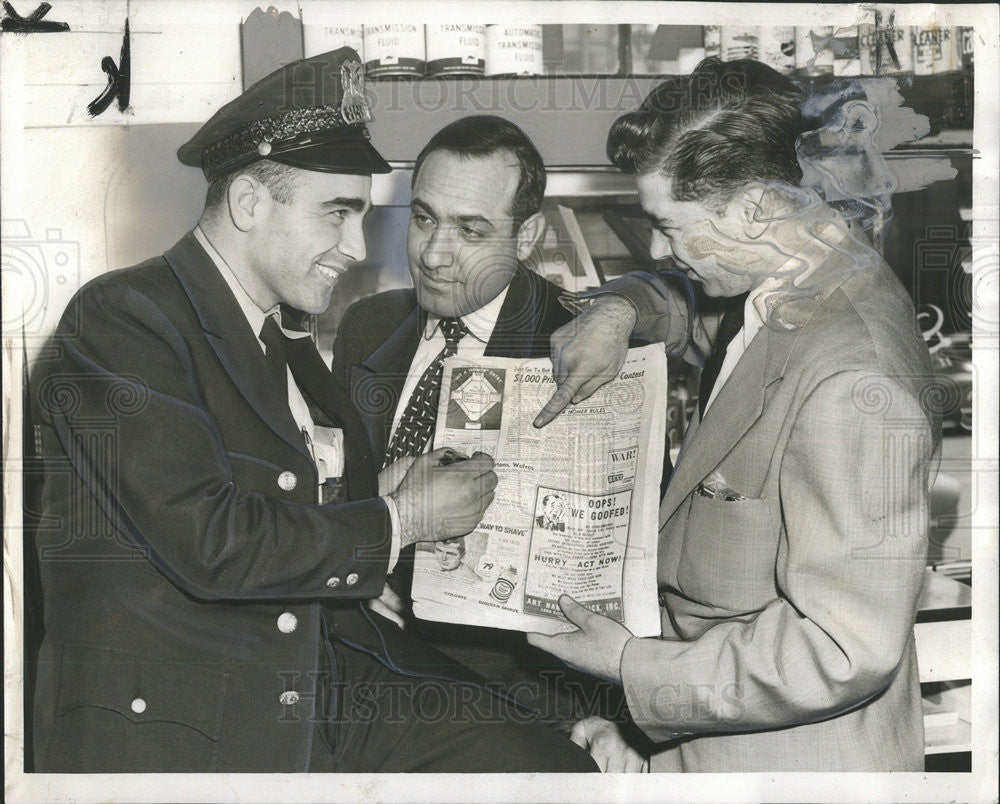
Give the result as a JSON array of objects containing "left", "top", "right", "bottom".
[
  {"left": 351, "top": 307, "right": 422, "bottom": 461},
  {"left": 485, "top": 266, "right": 541, "bottom": 358},
  {"left": 163, "top": 233, "right": 309, "bottom": 459},
  {"left": 485, "top": 265, "right": 570, "bottom": 358},
  {"left": 660, "top": 323, "right": 799, "bottom": 522}
]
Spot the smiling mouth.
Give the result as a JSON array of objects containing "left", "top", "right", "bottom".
[{"left": 316, "top": 263, "right": 346, "bottom": 283}]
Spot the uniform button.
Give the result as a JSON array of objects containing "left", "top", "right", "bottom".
[
  {"left": 277, "top": 471, "right": 297, "bottom": 491},
  {"left": 346, "top": 573, "right": 359, "bottom": 586},
  {"left": 326, "top": 576, "right": 341, "bottom": 589},
  {"left": 277, "top": 612, "right": 298, "bottom": 633},
  {"left": 279, "top": 690, "right": 300, "bottom": 706},
  {"left": 131, "top": 697, "right": 147, "bottom": 714}
]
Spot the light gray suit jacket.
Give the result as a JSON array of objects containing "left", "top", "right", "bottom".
[{"left": 608, "top": 255, "right": 939, "bottom": 771}]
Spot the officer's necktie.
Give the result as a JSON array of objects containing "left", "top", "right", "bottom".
[
  {"left": 698, "top": 293, "right": 748, "bottom": 419},
  {"left": 259, "top": 315, "right": 288, "bottom": 395},
  {"left": 384, "top": 317, "right": 468, "bottom": 466},
  {"left": 262, "top": 314, "right": 349, "bottom": 504}
]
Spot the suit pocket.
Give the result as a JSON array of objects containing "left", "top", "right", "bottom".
[
  {"left": 44, "top": 642, "right": 230, "bottom": 770},
  {"left": 676, "top": 494, "right": 777, "bottom": 613}
]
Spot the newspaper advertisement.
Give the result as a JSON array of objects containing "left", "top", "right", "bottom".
[{"left": 411, "top": 344, "right": 666, "bottom": 637}]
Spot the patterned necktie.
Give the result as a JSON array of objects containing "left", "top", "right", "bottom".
[
  {"left": 698, "top": 293, "right": 748, "bottom": 419},
  {"left": 384, "top": 317, "right": 468, "bottom": 466},
  {"left": 259, "top": 315, "right": 288, "bottom": 395}
]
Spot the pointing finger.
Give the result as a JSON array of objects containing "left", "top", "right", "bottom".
[{"left": 534, "top": 381, "right": 578, "bottom": 428}]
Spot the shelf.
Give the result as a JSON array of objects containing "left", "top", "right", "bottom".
[
  {"left": 923, "top": 682, "right": 972, "bottom": 755},
  {"left": 372, "top": 153, "right": 973, "bottom": 207},
  {"left": 917, "top": 568, "right": 972, "bottom": 616},
  {"left": 914, "top": 570, "right": 971, "bottom": 685}
]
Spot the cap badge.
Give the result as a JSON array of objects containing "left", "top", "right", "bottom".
[{"left": 340, "top": 60, "right": 371, "bottom": 125}]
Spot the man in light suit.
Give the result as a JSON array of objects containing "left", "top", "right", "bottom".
[
  {"left": 29, "top": 50, "right": 595, "bottom": 773},
  {"left": 529, "top": 59, "right": 940, "bottom": 771}
]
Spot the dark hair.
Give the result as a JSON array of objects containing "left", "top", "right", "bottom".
[
  {"left": 437, "top": 538, "right": 466, "bottom": 555},
  {"left": 607, "top": 58, "right": 805, "bottom": 210},
  {"left": 412, "top": 115, "right": 546, "bottom": 229},
  {"left": 204, "top": 159, "right": 301, "bottom": 212}
]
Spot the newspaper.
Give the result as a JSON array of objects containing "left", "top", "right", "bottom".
[{"left": 411, "top": 345, "right": 666, "bottom": 637}]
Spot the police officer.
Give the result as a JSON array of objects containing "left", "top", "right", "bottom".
[{"left": 30, "top": 48, "right": 596, "bottom": 773}]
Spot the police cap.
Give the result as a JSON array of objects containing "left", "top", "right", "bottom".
[{"left": 178, "top": 47, "right": 391, "bottom": 181}]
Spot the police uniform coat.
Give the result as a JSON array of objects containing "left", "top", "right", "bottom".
[{"left": 30, "top": 233, "right": 431, "bottom": 772}]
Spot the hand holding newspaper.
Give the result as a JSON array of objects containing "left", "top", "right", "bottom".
[{"left": 411, "top": 345, "right": 666, "bottom": 637}]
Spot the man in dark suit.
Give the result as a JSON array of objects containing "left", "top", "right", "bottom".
[
  {"left": 331, "top": 116, "right": 625, "bottom": 729},
  {"left": 334, "top": 117, "right": 574, "bottom": 467},
  {"left": 29, "top": 50, "right": 595, "bottom": 773}
]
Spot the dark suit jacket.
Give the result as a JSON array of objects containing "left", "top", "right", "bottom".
[
  {"left": 29, "top": 233, "right": 467, "bottom": 772},
  {"left": 332, "top": 264, "right": 575, "bottom": 461}
]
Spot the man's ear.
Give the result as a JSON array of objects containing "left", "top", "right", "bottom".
[
  {"left": 228, "top": 174, "right": 269, "bottom": 232},
  {"left": 515, "top": 211, "right": 546, "bottom": 262},
  {"left": 736, "top": 184, "right": 773, "bottom": 239}
]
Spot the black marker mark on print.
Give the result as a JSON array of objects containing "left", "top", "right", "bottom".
[
  {"left": 874, "top": 9, "right": 902, "bottom": 73},
  {"left": 1, "top": 2, "right": 69, "bottom": 32},
  {"left": 88, "top": 18, "right": 130, "bottom": 117}
]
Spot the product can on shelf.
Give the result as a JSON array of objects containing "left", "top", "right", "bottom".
[
  {"left": 363, "top": 24, "right": 426, "bottom": 76},
  {"left": 795, "top": 26, "right": 835, "bottom": 75},
  {"left": 485, "top": 25, "right": 544, "bottom": 76},
  {"left": 759, "top": 26, "right": 795, "bottom": 73},
  {"left": 720, "top": 26, "right": 759, "bottom": 61},
  {"left": 426, "top": 24, "right": 486, "bottom": 75},
  {"left": 913, "top": 25, "right": 960, "bottom": 75},
  {"left": 559, "top": 24, "right": 619, "bottom": 74},
  {"left": 303, "top": 24, "right": 364, "bottom": 61}
]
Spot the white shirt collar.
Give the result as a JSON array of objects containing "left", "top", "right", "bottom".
[{"left": 421, "top": 284, "right": 510, "bottom": 344}]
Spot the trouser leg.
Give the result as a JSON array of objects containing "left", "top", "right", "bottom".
[{"left": 311, "top": 641, "right": 598, "bottom": 773}]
